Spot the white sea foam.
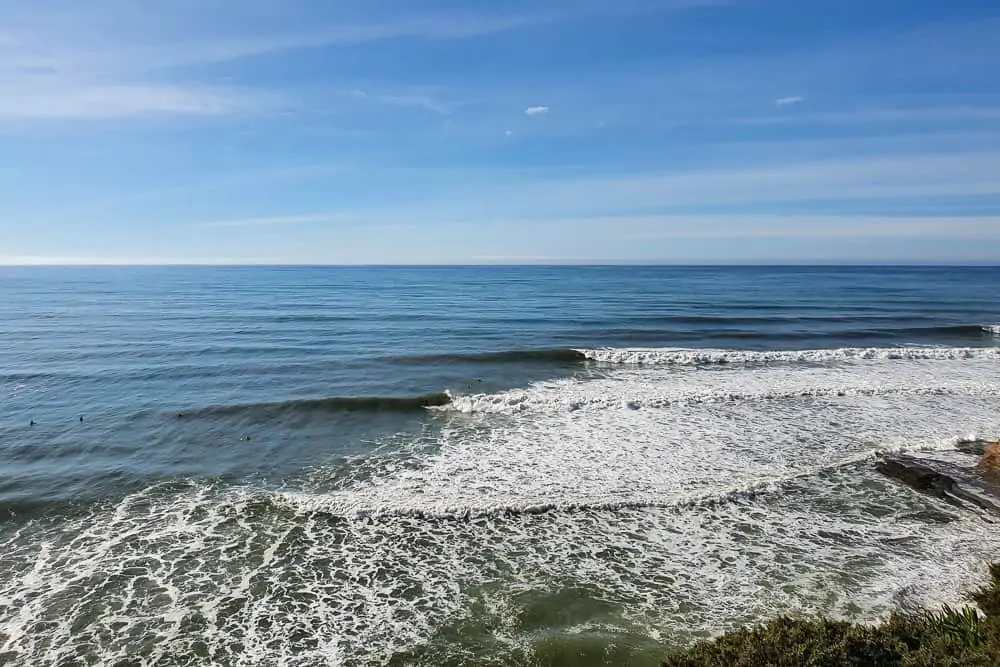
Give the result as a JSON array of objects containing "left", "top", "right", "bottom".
[
  {"left": 579, "top": 345, "right": 1000, "bottom": 365},
  {"left": 4, "top": 466, "right": 999, "bottom": 666},
  {"left": 446, "top": 356, "right": 1000, "bottom": 414},
  {"left": 985, "top": 324, "right": 1000, "bottom": 335},
  {"left": 4, "top": 351, "right": 1000, "bottom": 665},
  {"left": 295, "top": 394, "right": 1000, "bottom": 520}
]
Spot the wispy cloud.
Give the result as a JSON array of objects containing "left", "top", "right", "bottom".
[
  {"left": 203, "top": 214, "right": 348, "bottom": 228},
  {"left": 316, "top": 150, "right": 1000, "bottom": 221},
  {"left": 617, "top": 215, "right": 1000, "bottom": 240},
  {"left": 0, "top": 82, "right": 266, "bottom": 120},
  {"left": 775, "top": 95, "right": 804, "bottom": 106},
  {"left": 0, "top": 5, "right": 577, "bottom": 122},
  {"left": 525, "top": 105, "right": 550, "bottom": 116},
  {"left": 732, "top": 106, "right": 1000, "bottom": 126},
  {"left": 0, "top": 255, "right": 281, "bottom": 266},
  {"left": 471, "top": 255, "right": 574, "bottom": 262},
  {"left": 0, "top": 1, "right": 728, "bottom": 75},
  {"left": 350, "top": 89, "right": 449, "bottom": 114}
]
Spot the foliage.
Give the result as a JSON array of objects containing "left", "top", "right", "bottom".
[{"left": 662, "top": 564, "right": 1000, "bottom": 667}]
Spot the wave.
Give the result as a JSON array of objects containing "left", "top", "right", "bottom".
[
  {"left": 383, "top": 348, "right": 587, "bottom": 365},
  {"left": 851, "top": 324, "right": 1000, "bottom": 339},
  {"left": 281, "top": 480, "right": 793, "bottom": 521},
  {"left": 378, "top": 328, "right": 1000, "bottom": 368},
  {"left": 445, "top": 383, "right": 1000, "bottom": 414},
  {"left": 579, "top": 346, "right": 1000, "bottom": 365},
  {"left": 184, "top": 392, "right": 452, "bottom": 417},
  {"left": 279, "top": 436, "right": 982, "bottom": 521}
]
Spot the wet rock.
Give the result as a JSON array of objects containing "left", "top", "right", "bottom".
[
  {"left": 957, "top": 439, "right": 995, "bottom": 456},
  {"left": 876, "top": 455, "right": 1000, "bottom": 519},
  {"left": 978, "top": 442, "right": 1000, "bottom": 482},
  {"left": 900, "top": 508, "right": 959, "bottom": 524}
]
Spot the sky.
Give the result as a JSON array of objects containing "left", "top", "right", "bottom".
[{"left": 1, "top": 0, "right": 999, "bottom": 264}]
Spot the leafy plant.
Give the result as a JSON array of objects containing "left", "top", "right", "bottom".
[{"left": 662, "top": 564, "right": 1000, "bottom": 667}]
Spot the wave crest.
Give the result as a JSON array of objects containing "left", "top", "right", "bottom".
[
  {"left": 184, "top": 392, "right": 452, "bottom": 417},
  {"left": 578, "top": 346, "right": 1000, "bottom": 365}
]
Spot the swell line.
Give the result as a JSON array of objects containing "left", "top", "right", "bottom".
[
  {"left": 181, "top": 392, "right": 452, "bottom": 418},
  {"left": 382, "top": 348, "right": 587, "bottom": 365}
]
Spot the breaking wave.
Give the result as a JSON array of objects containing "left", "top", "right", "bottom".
[{"left": 578, "top": 346, "right": 1000, "bottom": 365}]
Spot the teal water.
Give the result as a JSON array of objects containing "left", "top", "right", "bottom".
[{"left": 2, "top": 265, "right": 1000, "bottom": 665}]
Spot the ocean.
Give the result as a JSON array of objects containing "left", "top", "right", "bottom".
[{"left": 2, "top": 265, "right": 1000, "bottom": 666}]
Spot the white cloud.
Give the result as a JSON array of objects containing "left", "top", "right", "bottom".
[
  {"left": 504, "top": 129, "right": 514, "bottom": 136},
  {"left": 775, "top": 95, "right": 804, "bottom": 106},
  {"left": 525, "top": 105, "right": 550, "bottom": 116}
]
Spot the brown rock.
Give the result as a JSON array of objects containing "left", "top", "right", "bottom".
[{"left": 978, "top": 442, "right": 1000, "bottom": 481}]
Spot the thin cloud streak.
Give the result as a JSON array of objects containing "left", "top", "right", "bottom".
[
  {"left": 203, "top": 214, "right": 348, "bottom": 228},
  {"left": 525, "top": 105, "right": 550, "bottom": 116},
  {"left": 616, "top": 215, "right": 1000, "bottom": 240},
  {"left": 0, "top": 83, "right": 267, "bottom": 120},
  {"left": 0, "top": 255, "right": 281, "bottom": 266},
  {"left": 730, "top": 106, "right": 1000, "bottom": 126},
  {"left": 185, "top": 150, "right": 1000, "bottom": 235},
  {"left": 351, "top": 89, "right": 449, "bottom": 114},
  {"left": 0, "top": 1, "right": 729, "bottom": 75},
  {"left": 358, "top": 151, "right": 1000, "bottom": 220},
  {"left": 775, "top": 95, "right": 804, "bottom": 106}
]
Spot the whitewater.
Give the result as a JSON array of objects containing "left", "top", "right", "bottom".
[{"left": 5, "top": 346, "right": 1000, "bottom": 665}]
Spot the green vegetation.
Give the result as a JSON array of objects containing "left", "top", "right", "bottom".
[{"left": 662, "top": 564, "right": 1000, "bottom": 667}]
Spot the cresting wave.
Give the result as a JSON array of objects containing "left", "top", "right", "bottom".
[
  {"left": 181, "top": 392, "right": 452, "bottom": 417},
  {"left": 383, "top": 348, "right": 587, "bottom": 364},
  {"left": 578, "top": 346, "right": 1000, "bottom": 365},
  {"left": 171, "top": 346, "right": 1000, "bottom": 417},
  {"left": 377, "top": 333, "right": 1000, "bottom": 367}
]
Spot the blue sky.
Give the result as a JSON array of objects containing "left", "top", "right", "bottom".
[{"left": 1, "top": 0, "right": 999, "bottom": 264}]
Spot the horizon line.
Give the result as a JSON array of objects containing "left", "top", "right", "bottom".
[{"left": 2, "top": 261, "right": 1000, "bottom": 268}]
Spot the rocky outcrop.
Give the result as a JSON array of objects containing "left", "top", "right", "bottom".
[{"left": 876, "top": 454, "right": 1000, "bottom": 520}]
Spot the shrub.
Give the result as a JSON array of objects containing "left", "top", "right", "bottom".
[{"left": 662, "top": 565, "right": 1000, "bottom": 667}]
